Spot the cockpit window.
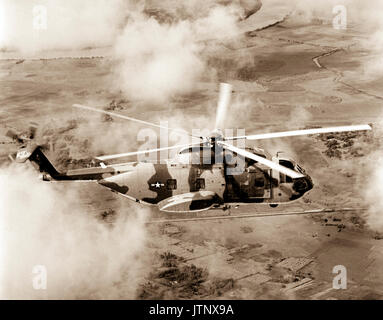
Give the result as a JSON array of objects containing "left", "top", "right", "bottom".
[
  {"left": 279, "top": 160, "right": 294, "bottom": 170},
  {"left": 279, "top": 160, "right": 294, "bottom": 183},
  {"left": 166, "top": 179, "right": 177, "bottom": 190},
  {"left": 195, "top": 178, "right": 205, "bottom": 190},
  {"left": 296, "top": 164, "right": 305, "bottom": 174}
]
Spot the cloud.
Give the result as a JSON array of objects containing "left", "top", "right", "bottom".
[
  {"left": 364, "top": 156, "right": 383, "bottom": 232},
  {"left": 112, "top": 4, "right": 241, "bottom": 103},
  {"left": 0, "top": 0, "right": 126, "bottom": 54},
  {"left": 112, "top": 14, "right": 204, "bottom": 103},
  {"left": 0, "top": 163, "right": 150, "bottom": 299},
  {"left": 358, "top": 122, "right": 383, "bottom": 233}
]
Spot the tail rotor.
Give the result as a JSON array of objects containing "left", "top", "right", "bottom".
[{"left": 2, "top": 122, "right": 41, "bottom": 162}]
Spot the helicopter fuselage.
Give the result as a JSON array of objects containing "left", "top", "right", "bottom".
[
  {"left": 98, "top": 157, "right": 313, "bottom": 209},
  {"left": 22, "top": 143, "right": 313, "bottom": 212}
]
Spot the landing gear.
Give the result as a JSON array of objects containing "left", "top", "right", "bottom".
[
  {"left": 269, "top": 204, "right": 279, "bottom": 208},
  {"left": 222, "top": 204, "right": 231, "bottom": 211}
]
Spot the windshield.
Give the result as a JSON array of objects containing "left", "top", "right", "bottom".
[{"left": 295, "top": 164, "right": 306, "bottom": 174}]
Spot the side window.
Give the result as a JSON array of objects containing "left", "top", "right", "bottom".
[
  {"left": 195, "top": 178, "right": 205, "bottom": 190},
  {"left": 280, "top": 174, "right": 292, "bottom": 183},
  {"left": 280, "top": 173, "right": 292, "bottom": 183},
  {"left": 254, "top": 177, "right": 265, "bottom": 188},
  {"left": 166, "top": 179, "right": 177, "bottom": 190}
]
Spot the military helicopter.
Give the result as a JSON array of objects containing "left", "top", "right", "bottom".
[{"left": 13, "top": 83, "right": 371, "bottom": 212}]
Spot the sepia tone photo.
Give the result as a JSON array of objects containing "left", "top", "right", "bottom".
[{"left": 0, "top": 0, "right": 382, "bottom": 301}]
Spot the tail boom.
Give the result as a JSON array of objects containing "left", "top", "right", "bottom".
[{"left": 17, "top": 145, "right": 114, "bottom": 181}]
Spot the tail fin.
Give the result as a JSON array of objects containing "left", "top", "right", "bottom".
[{"left": 16, "top": 144, "right": 62, "bottom": 180}]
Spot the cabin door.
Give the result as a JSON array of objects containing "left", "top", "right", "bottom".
[{"left": 246, "top": 167, "right": 271, "bottom": 199}]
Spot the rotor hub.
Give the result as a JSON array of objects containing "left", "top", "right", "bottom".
[{"left": 208, "top": 129, "right": 224, "bottom": 147}]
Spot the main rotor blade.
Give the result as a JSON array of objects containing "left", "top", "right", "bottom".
[
  {"left": 218, "top": 141, "right": 305, "bottom": 179},
  {"left": 96, "top": 143, "right": 202, "bottom": 161},
  {"left": 225, "top": 124, "right": 372, "bottom": 141},
  {"left": 215, "top": 83, "right": 232, "bottom": 130},
  {"left": 73, "top": 104, "right": 202, "bottom": 140}
]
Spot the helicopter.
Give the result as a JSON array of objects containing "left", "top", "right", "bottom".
[{"left": 11, "top": 83, "right": 371, "bottom": 213}]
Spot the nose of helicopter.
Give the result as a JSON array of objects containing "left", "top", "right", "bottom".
[
  {"left": 293, "top": 174, "right": 314, "bottom": 195},
  {"left": 304, "top": 174, "right": 314, "bottom": 192}
]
